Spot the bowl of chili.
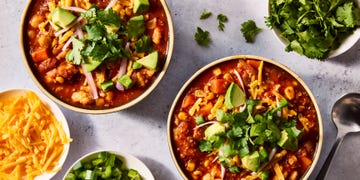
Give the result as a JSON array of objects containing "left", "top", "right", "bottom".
[
  {"left": 20, "top": 0, "right": 174, "bottom": 113},
  {"left": 167, "top": 55, "right": 323, "bottom": 179}
]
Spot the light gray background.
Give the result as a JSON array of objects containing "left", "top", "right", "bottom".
[{"left": 1, "top": 0, "right": 360, "bottom": 179}]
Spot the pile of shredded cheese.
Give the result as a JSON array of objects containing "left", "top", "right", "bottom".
[{"left": 0, "top": 91, "right": 71, "bottom": 179}]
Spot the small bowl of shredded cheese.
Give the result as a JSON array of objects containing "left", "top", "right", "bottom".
[{"left": 0, "top": 89, "right": 71, "bottom": 180}]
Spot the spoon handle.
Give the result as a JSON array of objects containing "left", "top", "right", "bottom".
[{"left": 316, "top": 136, "right": 344, "bottom": 180}]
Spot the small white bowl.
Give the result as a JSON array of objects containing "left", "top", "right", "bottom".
[
  {"left": 64, "top": 150, "right": 154, "bottom": 180},
  {"left": 0, "top": 89, "right": 71, "bottom": 180},
  {"left": 269, "top": 0, "right": 360, "bottom": 59},
  {"left": 272, "top": 26, "right": 360, "bottom": 59}
]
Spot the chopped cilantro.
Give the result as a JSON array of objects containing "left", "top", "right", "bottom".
[
  {"left": 266, "top": 0, "right": 360, "bottom": 60},
  {"left": 200, "top": 9, "right": 212, "bottom": 19},
  {"left": 217, "top": 14, "right": 228, "bottom": 31},
  {"left": 66, "top": 6, "right": 130, "bottom": 71},
  {"left": 66, "top": 36, "right": 84, "bottom": 65},
  {"left": 240, "top": 20, "right": 262, "bottom": 43},
  {"left": 197, "top": 98, "right": 303, "bottom": 173},
  {"left": 135, "top": 35, "right": 153, "bottom": 53},
  {"left": 194, "top": 27, "right": 211, "bottom": 46}
]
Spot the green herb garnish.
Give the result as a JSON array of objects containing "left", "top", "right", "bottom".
[
  {"left": 240, "top": 20, "right": 262, "bottom": 43},
  {"left": 266, "top": 0, "right": 360, "bottom": 60},
  {"left": 198, "top": 96, "right": 303, "bottom": 173},
  {"left": 217, "top": 14, "right": 228, "bottom": 31},
  {"left": 200, "top": 9, "right": 212, "bottom": 19},
  {"left": 66, "top": 6, "right": 130, "bottom": 71},
  {"left": 194, "top": 27, "right": 211, "bottom": 46}
]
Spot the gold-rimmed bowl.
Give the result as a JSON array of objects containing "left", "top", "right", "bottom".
[
  {"left": 20, "top": 0, "right": 174, "bottom": 114},
  {"left": 167, "top": 55, "right": 323, "bottom": 179}
]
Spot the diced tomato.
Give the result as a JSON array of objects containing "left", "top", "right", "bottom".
[
  {"left": 182, "top": 95, "right": 195, "bottom": 108},
  {"left": 209, "top": 78, "right": 229, "bottom": 94},
  {"left": 299, "top": 155, "right": 312, "bottom": 170},
  {"left": 31, "top": 48, "right": 49, "bottom": 62},
  {"left": 246, "top": 59, "right": 261, "bottom": 69},
  {"left": 200, "top": 102, "right": 213, "bottom": 115}
]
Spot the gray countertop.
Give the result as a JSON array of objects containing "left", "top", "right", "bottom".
[{"left": 1, "top": 0, "right": 360, "bottom": 179}]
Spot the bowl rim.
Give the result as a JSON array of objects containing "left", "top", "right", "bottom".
[
  {"left": 19, "top": 0, "right": 175, "bottom": 114},
  {"left": 167, "top": 55, "right": 323, "bottom": 179},
  {"left": 0, "top": 88, "right": 71, "bottom": 180},
  {"left": 267, "top": 0, "right": 360, "bottom": 59},
  {"left": 62, "top": 149, "right": 155, "bottom": 180}
]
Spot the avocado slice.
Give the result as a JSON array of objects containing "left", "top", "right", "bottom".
[
  {"left": 133, "top": 0, "right": 150, "bottom": 14},
  {"left": 52, "top": 7, "right": 76, "bottom": 28},
  {"left": 277, "top": 127, "right": 302, "bottom": 151},
  {"left": 241, "top": 151, "right": 260, "bottom": 172},
  {"left": 204, "top": 122, "right": 225, "bottom": 142},
  {"left": 225, "top": 82, "right": 246, "bottom": 109},
  {"left": 136, "top": 51, "right": 158, "bottom": 70},
  {"left": 83, "top": 57, "right": 102, "bottom": 72}
]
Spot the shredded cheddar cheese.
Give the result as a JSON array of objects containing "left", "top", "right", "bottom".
[{"left": 0, "top": 91, "right": 71, "bottom": 180}]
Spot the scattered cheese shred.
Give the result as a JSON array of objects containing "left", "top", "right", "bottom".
[{"left": 0, "top": 91, "right": 71, "bottom": 180}]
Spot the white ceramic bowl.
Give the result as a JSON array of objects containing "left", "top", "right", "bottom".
[
  {"left": 63, "top": 150, "right": 154, "bottom": 180},
  {"left": 269, "top": 0, "right": 360, "bottom": 59},
  {"left": 0, "top": 89, "right": 71, "bottom": 180}
]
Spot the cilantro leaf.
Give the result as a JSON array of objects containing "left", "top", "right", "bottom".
[
  {"left": 336, "top": 2, "right": 356, "bottom": 27},
  {"left": 135, "top": 35, "right": 153, "bottom": 53},
  {"left": 66, "top": 36, "right": 84, "bottom": 65},
  {"left": 217, "top": 14, "right": 228, "bottom": 31},
  {"left": 84, "top": 23, "right": 106, "bottom": 41},
  {"left": 240, "top": 20, "right": 262, "bottom": 43},
  {"left": 194, "top": 27, "right": 211, "bottom": 46},
  {"left": 198, "top": 140, "right": 212, "bottom": 152},
  {"left": 200, "top": 9, "right": 212, "bottom": 19}
]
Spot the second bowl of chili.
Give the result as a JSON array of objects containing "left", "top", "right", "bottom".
[{"left": 167, "top": 55, "right": 323, "bottom": 179}]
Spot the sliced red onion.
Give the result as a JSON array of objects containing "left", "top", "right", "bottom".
[
  {"left": 81, "top": 64, "right": 99, "bottom": 99},
  {"left": 221, "top": 164, "right": 226, "bottom": 180},
  {"left": 115, "top": 42, "right": 130, "bottom": 91},
  {"left": 61, "top": 36, "right": 73, "bottom": 52},
  {"left": 75, "top": 25, "right": 84, "bottom": 39},
  {"left": 63, "top": 6, "right": 87, "bottom": 13},
  {"left": 276, "top": 96, "right": 282, "bottom": 117},
  {"left": 105, "top": 0, "right": 118, "bottom": 10},
  {"left": 115, "top": 58, "right": 127, "bottom": 91},
  {"left": 55, "top": 16, "right": 83, "bottom": 37},
  {"left": 233, "top": 70, "right": 245, "bottom": 91},
  {"left": 193, "top": 121, "right": 217, "bottom": 130}
]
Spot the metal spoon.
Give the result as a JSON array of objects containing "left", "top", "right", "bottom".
[{"left": 317, "top": 93, "right": 360, "bottom": 179}]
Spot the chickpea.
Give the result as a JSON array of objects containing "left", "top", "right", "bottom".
[{"left": 29, "top": 14, "right": 44, "bottom": 28}]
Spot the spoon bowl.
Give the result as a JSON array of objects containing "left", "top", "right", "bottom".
[
  {"left": 332, "top": 93, "right": 360, "bottom": 136},
  {"left": 318, "top": 93, "right": 360, "bottom": 179}
]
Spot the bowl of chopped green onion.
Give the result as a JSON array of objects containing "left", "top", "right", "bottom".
[
  {"left": 64, "top": 150, "right": 154, "bottom": 180},
  {"left": 266, "top": 0, "right": 360, "bottom": 60}
]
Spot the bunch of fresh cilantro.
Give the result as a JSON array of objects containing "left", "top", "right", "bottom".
[
  {"left": 266, "top": 0, "right": 360, "bottom": 60},
  {"left": 198, "top": 98, "right": 302, "bottom": 173}
]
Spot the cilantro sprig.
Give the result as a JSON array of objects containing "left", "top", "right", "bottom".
[
  {"left": 198, "top": 98, "right": 303, "bottom": 173},
  {"left": 66, "top": 5, "right": 150, "bottom": 72},
  {"left": 194, "top": 27, "right": 211, "bottom": 46},
  {"left": 266, "top": 0, "right": 360, "bottom": 60},
  {"left": 241, "top": 20, "right": 262, "bottom": 43},
  {"left": 217, "top": 14, "right": 228, "bottom": 31}
]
